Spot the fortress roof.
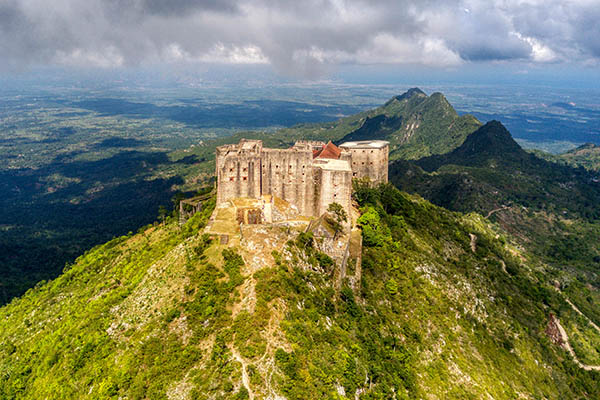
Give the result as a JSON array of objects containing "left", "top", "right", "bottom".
[
  {"left": 313, "top": 141, "right": 342, "bottom": 159},
  {"left": 312, "top": 158, "right": 352, "bottom": 172},
  {"left": 339, "top": 140, "right": 389, "bottom": 149}
]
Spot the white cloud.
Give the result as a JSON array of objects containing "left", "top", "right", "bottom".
[{"left": 54, "top": 47, "right": 125, "bottom": 68}]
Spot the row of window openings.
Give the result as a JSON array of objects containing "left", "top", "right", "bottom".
[
  {"left": 229, "top": 177, "right": 318, "bottom": 184},
  {"left": 271, "top": 187, "right": 339, "bottom": 199},
  {"left": 228, "top": 176, "right": 343, "bottom": 187},
  {"left": 228, "top": 172, "right": 308, "bottom": 178},
  {"left": 229, "top": 164, "right": 306, "bottom": 173},
  {"left": 230, "top": 161, "right": 377, "bottom": 171}
]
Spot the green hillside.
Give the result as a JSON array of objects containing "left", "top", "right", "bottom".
[
  {"left": 1, "top": 184, "right": 598, "bottom": 399},
  {"left": 337, "top": 88, "right": 482, "bottom": 159},
  {"left": 390, "top": 121, "right": 600, "bottom": 331}
]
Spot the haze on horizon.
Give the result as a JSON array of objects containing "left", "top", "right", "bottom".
[{"left": 1, "top": 0, "right": 599, "bottom": 86}]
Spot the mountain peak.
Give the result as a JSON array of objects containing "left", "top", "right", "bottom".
[
  {"left": 459, "top": 120, "right": 523, "bottom": 155},
  {"left": 393, "top": 87, "right": 427, "bottom": 102},
  {"left": 337, "top": 88, "right": 480, "bottom": 159},
  {"left": 416, "top": 120, "right": 525, "bottom": 171}
]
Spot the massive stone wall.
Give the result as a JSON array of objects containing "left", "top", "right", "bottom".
[
  {"left": 313, "top": 159, "right": 353, "bottom": 217},
  {"left": 261, "top": 148, "right": 316, "bottom": 216},
  {"left": 340, "top": 140, "right": 389, "bottom": 184}
]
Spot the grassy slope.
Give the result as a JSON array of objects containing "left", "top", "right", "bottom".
[
  {"left": 1, "top": 185, "right": 598, "bottom": 399},
  {"left": 390, "top": 121, "right": 600, "bottom": 370}
]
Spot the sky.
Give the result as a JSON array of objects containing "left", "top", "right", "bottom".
[{"left": 1, "top": 0, "right": 599, "bottom": 82}]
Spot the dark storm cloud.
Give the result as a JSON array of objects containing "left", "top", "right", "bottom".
[
  {"left": 141, "top": 0, "right": 239, "bottom": 16},
  {"left": 0, "top": 0, "right": 598, "bottom": 77}
]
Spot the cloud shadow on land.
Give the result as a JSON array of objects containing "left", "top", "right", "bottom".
[{"left": 0, "top": 150, "right": 198, "bottom": 305}]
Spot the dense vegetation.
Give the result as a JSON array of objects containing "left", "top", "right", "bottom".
[
  {"left": 390, "top": 120, "right": 600, "bottom": 350},
  {"left": 1, "top": 184, "right": 598, "bottom": 399},
  {"left": 265, "top": 87, "right": 481, "bottom": 160},
  {"left": 393, "top": 121, "right": 600, "bottom": 220}
]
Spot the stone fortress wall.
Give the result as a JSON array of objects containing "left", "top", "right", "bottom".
[
  {"left": 215, "top": 139, "right": 263, "bottom": 204},
  {"left": 215, "top": 138, "right": 388, "bottom": 219},
  {"left": 339, "top": 140, "right": 389, "bottom": 183},
  {"left": 260, "top": 145, "right": 316, "bottom": 216}
]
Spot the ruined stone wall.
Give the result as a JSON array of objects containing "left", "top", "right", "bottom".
[
  {"left": 261, "top": 148, "right": 316, "bottom": 216},
  {"left": 215, "top": 139, "right": 367, "bottom": 220},
  {"left": 342, "top": 144, "right": 389, "bottom": 184},
  {"left": 216, "top": 141, "right": 262, "bottom": 204}
]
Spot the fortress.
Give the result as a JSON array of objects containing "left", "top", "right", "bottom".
[{"left": 215, "top": 139, "right": 389, "bottom": 220}]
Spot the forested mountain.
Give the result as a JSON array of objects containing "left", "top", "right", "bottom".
[
  {"left": 336, "top": 88, "right": 481, "bottom": 159},
  {"left": 392, "top": 121, "right": 600, "bottom": 220},
  {"left": 390, "top": 120, "right": 600, "bottom": 340},
  {"left": 1, "top": 185, "right": 598, "bottom": 399}
]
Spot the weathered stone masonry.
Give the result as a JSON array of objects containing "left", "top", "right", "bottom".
[
  {"left": 216, "top": 139, "right": 388, "bottom": 218},
  {"left": 339, "top": 140, "right": 389, "bottom": 183}
]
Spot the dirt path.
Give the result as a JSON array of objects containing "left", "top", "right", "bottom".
[
  {"left": 469, "top": 233, "right": 477, "bottom": 253},
  {"left": 552, "top": 289, "right": 600, "bottom": 371},
  {"left": 564, "top": 297, "right": 600, "bottom": 335},
  {"left": 486, "top": 205, "right": 510, "bottom": 219},
  {"left": 230, "top": 346, "right": 255, "bottom": 399},
  {"left": 552, "top": 317, "right": 600, "bottom": 371}
]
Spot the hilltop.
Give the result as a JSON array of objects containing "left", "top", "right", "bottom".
[
  {"left": 1, "top": 184, "right": 599, "bottom": 399},
  {"left": 336, "top": 88, "right": 481, "bottom": 159},
  {"left": 0, "top": 88, "right": 480, "bottom": 306},
  {"left": 2, "top": 93, "right": 600, "bottom": 398}
]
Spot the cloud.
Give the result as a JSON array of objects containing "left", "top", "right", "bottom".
[
  {"left": 140, "top": 0, "right": 240, "bottom": 16},
  {"left": 0, "top": 0, "right": 598, "bottom": 77}
]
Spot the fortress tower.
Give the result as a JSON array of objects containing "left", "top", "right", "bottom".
[
  {"left": 215, "top": 139, "right": 388, "bottom": 220},
  {"left": 339, "top": 140, "right": 389, "bottom": 184},
  {"left": 215, "top": 139, "right": 263, "bottom": 204}
]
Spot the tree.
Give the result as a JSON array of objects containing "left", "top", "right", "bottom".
[
  {"left": 158, "top": 205, "right": 168, "bottom": 225},
  {"left": 326, "top": 202, "right": 348, "bottom": 239}
]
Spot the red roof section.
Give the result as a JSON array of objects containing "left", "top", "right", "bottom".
[{"left": 314, "top": 141, "right": 342, "bottom": 159}]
